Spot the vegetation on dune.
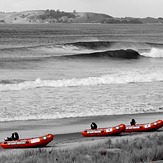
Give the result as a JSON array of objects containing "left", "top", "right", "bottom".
[
  {"left": 101, "top": 18, "right": 143, "bottom": 24},
  {"left": 0, "top": 133, "right": 163, "bottom": 163},
  {"left": 37, "top": 9, "right": 76, "bottom": 23}
]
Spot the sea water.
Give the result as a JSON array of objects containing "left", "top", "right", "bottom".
[{"left": 0, "top": 23, "right": 163, "bottom": 121}]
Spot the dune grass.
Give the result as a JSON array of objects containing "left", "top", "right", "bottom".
[{"left": 0, "top": 133, "right": 163, "bottom": 163}]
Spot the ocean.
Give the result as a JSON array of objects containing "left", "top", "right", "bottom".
[{"left": 0, "top": 23, "right": 163, "bottom": 122}]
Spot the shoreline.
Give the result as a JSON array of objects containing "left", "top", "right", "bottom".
[
  {"left": 0, "top": 112, "right": 162, "bottom": 141},
  {"left": 0, "top": 111, "right": 162, "bottom": 162}
]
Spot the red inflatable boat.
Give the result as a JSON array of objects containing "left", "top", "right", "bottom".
[
  {"left": 0, "top": 134, "right": 54, "bottom": 149},
  {"left": 125, "top": 120, "right": 163, "bottom": 132},
  {"left": 82, "top": 124, "right": 126, "bottom": 137}
]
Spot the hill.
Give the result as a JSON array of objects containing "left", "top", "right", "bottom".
[
  {"left": 0, "top": 10, "right": 113, "bottom": 24},
  {"left": 0, "top": 10, "right": 163, "bottom": 24}
]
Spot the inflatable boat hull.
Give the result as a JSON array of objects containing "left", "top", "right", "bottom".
[
  {"left": 125, "top": 120, "right": 163, "bottom": 132},
  {"left": 0, "top": 134, "right": 53, "bottom": 149},
  {"left": 82, "top": 124, "right": 126, "bottom": 137}
]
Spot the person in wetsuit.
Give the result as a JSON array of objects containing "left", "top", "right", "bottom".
[
  {"left": 91, "top": 122, "right": 97, "bottom": 129},
  {"left": 4, "top": 132, "right": 19, "bottom": 141},
  {"left": 130, "top": 119, "right": 136, "bottom": 126},
  {"left": 12, "top": 132, "right": 19, "bottom": 140}
]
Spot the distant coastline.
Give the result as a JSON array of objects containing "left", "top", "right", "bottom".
[{"left": 0, "top": 9, "right": 163, "bottom": 24}]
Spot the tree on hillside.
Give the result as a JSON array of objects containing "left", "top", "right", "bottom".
[{"left": 38, "top": 9, "right": 76, "bottom": 21}]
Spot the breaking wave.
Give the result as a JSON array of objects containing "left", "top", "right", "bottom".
[
  {"left": 1, "top": 71, "right": 163, "bottom": 91},
  {"left": 65, "top": 41, "right": 163, "bottom": 50},
  {"left": 1, "top": 41, "right": 163, "bottom": 61},
  {"left": 140, "top": 48, "right": 163, "bottom": 58},
  {"left": 64, "top": 41, "right": 163, "bottom": 59}
]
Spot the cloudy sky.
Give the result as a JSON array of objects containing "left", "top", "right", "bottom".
[{"left": 0, "top": 0, "right": 162, "bottom": 18}]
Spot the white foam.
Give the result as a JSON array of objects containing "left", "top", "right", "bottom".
[
  {"left": 0, "top": 71, "right": 163, "bottom": 91},
  {"left": 141, "top": 48, "right": 163, "bottom": 58},
  {"left": 0, "top": 105, "right": 161, "bottom": 122}
]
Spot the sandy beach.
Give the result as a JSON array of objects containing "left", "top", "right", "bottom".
[
  {"left": 0, "top": 112, "right": 162, "bottom": 145},
  {"left": 0, "top": 112, "right": 162, "bottom": 163}
]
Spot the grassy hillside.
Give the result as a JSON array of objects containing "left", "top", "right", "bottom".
[
  {"left": 0, "top": 10, "right": 112, "bottom": 24},
  {"left": 0, "top": 10, "right": 163, "bottom": 24},
  {"left": 0, "top": 133, "right": 163, "bottom": 163},
  {"left": 0, "top": 10, "right": 45, "bottom": 23}
]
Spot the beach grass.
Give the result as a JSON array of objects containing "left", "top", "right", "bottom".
[{"left": 0, "top": 132, "right": 163, "bottom": 163}]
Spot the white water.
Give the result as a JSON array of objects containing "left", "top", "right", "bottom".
[
  {"left": 0, "top": 81, "right": 163, "bottom": 122},
  {"left": 1, "top": 70, "right": 163, "bottom": 91},
  {"left": 141, "top": 48, "right": 163, "bottom": 58}
]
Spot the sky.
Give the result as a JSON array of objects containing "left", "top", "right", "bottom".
[{"left": 0, "top": 0, "right": 163, "bottom": 18}]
